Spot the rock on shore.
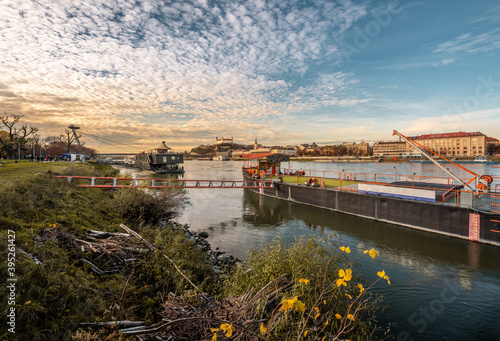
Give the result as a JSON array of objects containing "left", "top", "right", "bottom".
[{"left": 169, "top": 221, "right": 241, "bottom": 274}]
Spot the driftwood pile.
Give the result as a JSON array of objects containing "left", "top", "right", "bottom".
[{"left": 38, "top": 226, "right": 147, "bottom": 276}]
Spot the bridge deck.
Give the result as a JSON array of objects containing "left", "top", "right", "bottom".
[{"left": 54, "top": 176, "right": 273, "bottom": 189}]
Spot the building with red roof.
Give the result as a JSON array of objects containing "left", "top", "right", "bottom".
[{"left": 415, "top": 131, "right": 486, "bottom": 157}]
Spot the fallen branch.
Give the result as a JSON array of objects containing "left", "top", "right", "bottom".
[
  {"left": 79, "top": 259, "right": 119, "bottom": 275},
  {"left": 74, "top": 238, "right": 98, "bottom": 252},
  {"left": 79, "top": 320, "right": 145, "bottom": 328},
  {"left": 120, "top": 316, "right": 252, "bottom": 335},
  {"left": 17, "top": 248, "right": 42, "bottom": 265}
]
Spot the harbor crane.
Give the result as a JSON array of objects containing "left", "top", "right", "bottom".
[{"left": 393, "top": 130, "right": 493, "bottom": 193}]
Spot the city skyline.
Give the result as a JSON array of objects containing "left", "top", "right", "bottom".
[{"left": 2, "top": 0, "right": 500, "bottom": 153}]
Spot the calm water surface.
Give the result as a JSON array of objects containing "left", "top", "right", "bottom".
[{"left": 121, "top": 161, "right": 500, "bottom": 341}]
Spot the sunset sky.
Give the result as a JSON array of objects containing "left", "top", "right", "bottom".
[{"left": 2, "top": 0, "right": 500, "bottom": 153}]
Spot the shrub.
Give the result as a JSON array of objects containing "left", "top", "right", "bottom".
[
  {"left": 114, "top": 187, "right": 188, "bottom": 226},
  {"left": 224, "top": 235, "right": 391, "bottom": 340}
]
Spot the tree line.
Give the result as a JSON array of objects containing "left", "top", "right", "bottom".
[{"left": 0, "top": 112, "right": 97, "bottom": 159}]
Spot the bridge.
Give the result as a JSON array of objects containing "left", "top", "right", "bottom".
[{"left": 54, "top": 176, "right": 273, "bottom": 189}]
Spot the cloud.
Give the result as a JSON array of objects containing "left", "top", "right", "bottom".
[
  {"left": 433, "top": 28, "right": 500, "bottom": 57},
  {"left": 399, "top": 108, "right": 500, "bottom": 138},
  {"left": 0, "top": 0, "right": 371, "bottom": 150}
]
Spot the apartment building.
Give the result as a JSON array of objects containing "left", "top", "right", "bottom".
[
  {"left": 372, "top": 141, "right": 407, "bottom": 157},
  {"left": 415, "top": 132, "right": 486, "bottom": 157}
]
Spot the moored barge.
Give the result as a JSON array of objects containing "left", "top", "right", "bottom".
[
  {"left": 135, "top": 141, "right": 184, "bottom": 174},
  {"left": 241, "top": 141, "right": 500, "bottom": 246}
]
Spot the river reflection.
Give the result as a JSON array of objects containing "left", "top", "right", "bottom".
[
  {"left": 117, "top": 161, "right": 500, "bottom": 341},
  {"left": 240, "top": 190, "right": 500, "bottom": 341}
]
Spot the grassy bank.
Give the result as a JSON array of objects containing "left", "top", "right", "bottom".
[
  {"left": 0, "top": 161, "right": 391, "bottom": 340},
  {"left": 0, "top": 161, "right": 215, "bottom": 340}
]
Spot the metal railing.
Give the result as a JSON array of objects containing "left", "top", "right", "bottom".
[
  {"left": 270, "top": 172, "right": 500, "bottom": 212},
  {"left": 53, "top": 176, "right": 273, "bottom": 189}
]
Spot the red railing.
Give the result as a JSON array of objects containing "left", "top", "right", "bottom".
[{"left": 53, "top": 176, "right": 273, "bottom": 189}]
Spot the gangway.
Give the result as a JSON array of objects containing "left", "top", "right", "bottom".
[{"left": 54, "top": 176, "right": 274, "bottom": 189}]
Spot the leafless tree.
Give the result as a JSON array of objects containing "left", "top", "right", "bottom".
[
  {"left": 58, "top": 129, "right": 83, "bottom": 153},
  {"left": 0, "top": 112, "right": 38, "bottom": 158}
]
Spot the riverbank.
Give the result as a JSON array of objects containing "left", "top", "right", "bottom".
[{"left": 0, "top": 161, "right": 391, "bottom": 340}]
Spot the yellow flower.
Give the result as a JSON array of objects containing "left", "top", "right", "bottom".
[
  {"left": 377, "top": 270, "right": 391, "bottom": 285},
  {"left": 345, "top": 293, "right": 352, "bottom": 299},
  {"left": 25, "top": 301, "right": 31, "bottom": 305},
  {"left": 314, "top": 306, "right": 320, "bottom": 320},
  {"left": 260, "top": 323, "right": 267, "bottom": 335},
  {"left": 299, "top": 278, "right": 310, "bottom": 285},
  {"left": 358, "top": 283, "right": 364, "bottom": 293},
  {"left": 364, "top": 248, "right": 379, "bottom": 259},
  {"left": 325, "top": 320, "right": 329, "bottom": 326},
  {"left": 340, "top": 246, "right": 351, "bottom": 254},
  {"left": 279, "top": 296, "right": 298, "bottom": 313},
  {"left": 336, "top": 269, "right": 353, "bottom": 287},
  {"left": 304, "top": 330, "right": 308, "bottom": 337},
  {"left": 347, "top": 314, "right": 355, "bottom": 321},
  {"left": 212, "top": 332, "right": 217, "bottom": 341},
  {"left": 323, "top": 300, "right": 327, "bottom": 305},
  {"left": 335, "top": 313, "right": 342, "bottom": 319},
  {"left": 322, "top": 337, "right": 326, "bottom": 341},
  {"left": 220, "top": 323, "right": 234, "bottom": 337}
]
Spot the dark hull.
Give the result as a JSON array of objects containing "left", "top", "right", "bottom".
[{"left": 244, "top": 174, "right": 500, "bottom": 246}]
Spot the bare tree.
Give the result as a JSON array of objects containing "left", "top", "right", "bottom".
[
  {"left": 58, "top": 129, "right": 83, "bottom": 153},
  {"left": 0, "top": 112, "right": 38, "bottom": 158}
]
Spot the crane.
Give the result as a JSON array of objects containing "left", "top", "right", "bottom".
[{"left": 392, "top": 130, "right": 493, "bottom": 192}]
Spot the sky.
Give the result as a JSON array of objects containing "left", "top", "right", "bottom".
[{"left": 1, "top": 0, "right": 500, "bottom": 153}]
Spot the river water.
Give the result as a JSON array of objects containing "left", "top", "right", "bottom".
[{"left": 119, "top": 161, "right": 500, "bottom": 341}]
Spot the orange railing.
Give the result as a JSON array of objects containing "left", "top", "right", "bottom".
[{"left": 282, "top": 168, "right": 477, "bottom": 186}]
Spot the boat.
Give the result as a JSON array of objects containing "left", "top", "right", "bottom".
[
  {"left": 135, "top": 141, "right": 185, "bottom": 174},
  {"left": 411, "top": 157, "right": 498, "bottom": 164},
  {"left": 241, "top": 132, "right": 500, "bottom": 247},
  {"left": 123, "top": 155, "right": 136, "bottom": 167}
]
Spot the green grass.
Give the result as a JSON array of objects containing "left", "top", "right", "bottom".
[
  {"left": 0, "top": 160, "right": 94, "bottom": 186},
  {"left": 0, "top": 161, "right": 210, "bottom": 340},
  {"left": 271, "top": 174, "right": 358, "bottom": 188}
]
